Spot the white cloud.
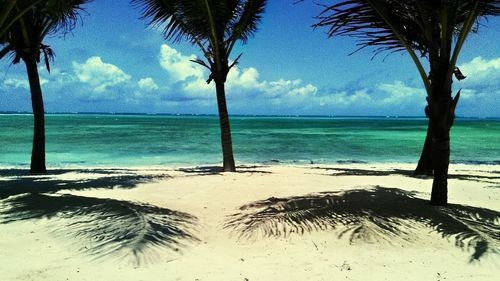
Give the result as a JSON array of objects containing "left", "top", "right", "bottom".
[
  {"left": 182, "top": 78, "right": 213, "bottom": 99},
  {"left": 156, "top": 44, "right": 433, "bottom": 114},
  {"left": 377, "top": 81, "right": 426, "bottom": 106},
  {"left": 73, "top": 57, "right": 131, "bottom": 92},
  {"left": 1, "top": 77, "right": 50, "bottom": 90},
  {"left": 227, "top": 67, "right": 262, "bottom": 89},
  {"left": 138, "top": 77, "right": 159, "bottom": 90},
  {"left": 3, "top": 45, "right": 496, "bottom": 117},
  {"left": 159, "top": 44, "right": 205, "bottom": 82},
  {"left": 2, "top": 78, "right": 30, "bottom": 89},
  {"left": 459, "top": 56, "right": 500, "bottom": 75},
  {"left": 157, "top": 43, "right": 318, "bottom": 105},
  {"left": 329, "top": 89, "right": 372, "bottom": 107},
  {"left": 458, "top": 56, "right": 500, "bottom": 86}
]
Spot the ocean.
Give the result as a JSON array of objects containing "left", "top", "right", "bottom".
[{"left": 0, "top": 114, "right": 499, "bottom": 168}]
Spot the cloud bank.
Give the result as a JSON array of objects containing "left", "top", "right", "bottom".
[{"left": 1, "top": 45, "right": 499, "bottom": 117}]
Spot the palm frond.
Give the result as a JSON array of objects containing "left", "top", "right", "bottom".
[
  {"left": 314, "top": 0, "right": 500, "bottom": 57},
  {"left": 225, "top": 186, "right": 500, "bottom": 261},
  {"left": 0, "top": 0, "right": 18, "bottom": 36},
  {"left": 133, "top": 0, "right": 267, "bottom": 74},
  {"left": 0, "top": 44, "right": 13, "bottom": 59},
  {"left": 42, "top": 0, "right": 90, "bottom": 36},
  {"left": 190, "top": 57, "right": 211, "bottom": 70},
  {"left": 40, "top": 43, "right": 54, "bottom": 72},
  {"left": 0, "top": 193, "right": 199, "bottom": 264},
  {"left": 1, "top": 0, "right": 90, "bottom": 65},
  {"left": 228, "top": 0, "right": 266, "bottom": 45},
  {"left": 314, "top": 0, "right": 427, "bottom": 56},
  {"left": 132, "top": 0, "right": 208, "bottom": 43}
]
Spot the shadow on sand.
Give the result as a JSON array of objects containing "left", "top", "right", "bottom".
[
  {"left": 178, "top": 165, "right": 272, "bottom": 176},
  {"left": 0, "top": 169, "right": 198, "bottom": 264},
  {"left": 0, "top": 168, "right": 171, "bottom": 198},
  {"left": 314, "top": 167, "right": 500, "bottom": 185},
  {"left": 225, "top": 186, "right": 500, "bottom": 261}
]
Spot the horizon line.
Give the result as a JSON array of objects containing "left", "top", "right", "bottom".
[{"left": 0, "top": 111, "right": 498, "bottom": 119}]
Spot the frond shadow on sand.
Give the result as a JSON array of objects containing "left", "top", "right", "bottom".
[
  {"left": 313, "top": 167, "right": 500, "bottom": 185},
  {"left": 0, "top": 169, "right": 198, "bottom": 264},
  {"left": 0, "top": 168, "right": 171, "bottom": 199},
  {"left": 225, "top": 186, "right": 500, "bottom": 262},
  {"left": 177, "top": 165, "right": 272, "bottom": 176}
]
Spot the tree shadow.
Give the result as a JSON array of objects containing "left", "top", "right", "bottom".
[
  {"left": 225, "top": 186, "right": 500, "bottom": 261},
  {"left": 0, "top": 168, "right": 198, "bottom": 264},
  {"left": 0, "top": 193, "right": 199, "bottom": 265},
  {"left": 0, "top": 169, "right": 171, "bottom": 199},
  {"left": 313, "top": 167, "right": 500, "bottom": 185},
  {"left": 177, "top": 166, "right": 223, "bottom": 175},
  {"left": 314, "top": 167, "right": 415, "bottom": 177},
  {"left": 178, "top": 165, "right": 271, "bottom": 176}
]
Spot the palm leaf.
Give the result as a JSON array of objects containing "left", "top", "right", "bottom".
[
  {"left": 315, "top": 0, "right": 500, "bottom": 57},
  {"left": 0, "top": 44, "right": 13, "bottom": 59},
  {"left": 229, "top": 0, "right": 266, "bottom": 44},
  {"left": 40, "top": 43, "right": 54, "bottom": 72},
  {"left": 0, "top": 193, "right": 199, "bottom": 264},
  {"left": 133, "top": 0, "right": 267, "bottom": 75},
  {"left": 225, "top": 186, "right": 500, "bottom": 261},
  {"left": 0, "top": 0, "right": 44, "bottom": 37},
  {"left": 132, "top": 0, "right": 209, "bottom": 43},
  {"left": 1, "top": 0, "right": 90, "bottom": 66}
]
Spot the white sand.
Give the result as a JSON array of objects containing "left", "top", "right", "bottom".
[{"left": 0, "top": 163, "right": 499, "bottom": 281}]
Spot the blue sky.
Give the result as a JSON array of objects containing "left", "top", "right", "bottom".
[{"left": 1, "top": 0, "right": 499, "bottom": 117}]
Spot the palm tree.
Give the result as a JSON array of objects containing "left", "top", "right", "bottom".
[
  {"left": 0, "top": 0, "right": 20, "bottom": 36},
  {"left": 132, "top": 0, "right": 267, "bottom": 172},
  {"left": 314, "top": 0, "right": 500, "bottom": 205},
  {"left": 0, "top": 0, "right": 90, "bottom": 173},
  {"left": 0, "top": 0, "right": 41, "bottom": 37}
]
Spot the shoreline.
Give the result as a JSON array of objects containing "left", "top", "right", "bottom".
[
  {"left": 1, "top": 160, "right": 499, "bottom": 171},
  {"left": 1, "top": 163, "right": 499, "bottom": 280}
]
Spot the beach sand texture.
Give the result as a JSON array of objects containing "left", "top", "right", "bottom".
[{"left": 0, "top": 164, "right": 499, "bottom": 280}]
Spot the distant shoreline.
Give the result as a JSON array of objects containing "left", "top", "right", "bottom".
[{"left": 1, "top": 111, "right": 499, "bottom": 120}]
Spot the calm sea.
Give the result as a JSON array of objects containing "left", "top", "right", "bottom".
[{"left": 0, "top": 114, "right": 498, "bottom": 168}]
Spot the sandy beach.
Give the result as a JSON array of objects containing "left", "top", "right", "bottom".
[{"left": 0, "top": 163, "right": 498, "bottom": 281}]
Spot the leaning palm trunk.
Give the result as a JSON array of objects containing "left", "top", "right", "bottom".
[
  {"left": 415, "top": 125, "right": 433, "bottom": 176},
  {"left": 24, "top": 55, "right": 46, "bottom": 173},
  {"left": 215, "top": 81, "right": 236, "bottom": 172}
]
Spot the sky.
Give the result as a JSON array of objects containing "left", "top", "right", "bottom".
[{"left": 0, "top": 0, "right": 499, "bottom": 117}]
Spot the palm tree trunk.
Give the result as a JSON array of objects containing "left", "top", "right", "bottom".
[
  {"left": 24, "top": 56, "right": 46, "bottom": 174},
  {"left": 215, "top": 80, "right": 236, "bottom": 172},
  {"left": 429, "top": 97, "right": 451, "bottom": 206},
  {"left": 415, "top": 123, "right": 433, "bottom": 176},
  {"left": 428, "top": 55, "right": 454, "bottom": 205}
]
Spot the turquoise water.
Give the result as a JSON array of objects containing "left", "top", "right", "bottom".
[{"left": 0, "top": 114, "right": 499, "bottom": 168}]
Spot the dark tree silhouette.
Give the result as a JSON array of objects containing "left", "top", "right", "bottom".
[
  {"left": 132, "top": 0, "right": 267, "bottom": 172},
  {"left": 225, "top": 187, "right": 500, "bottom": 261},
  {"left": 0, "top": 0, "right": 41, "bottom": 36},
  {"left": 0, "top": 0, "right": 90, "bottom": 173},
  {"left": 314, "top": 0, "right": 500, "bottom": 205}
]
